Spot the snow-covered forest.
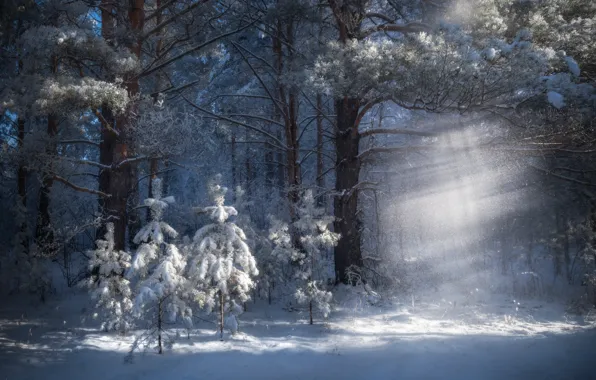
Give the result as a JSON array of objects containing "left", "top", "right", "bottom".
[{"left": 0, "top": 0, "right": 595, "bottom": 378}]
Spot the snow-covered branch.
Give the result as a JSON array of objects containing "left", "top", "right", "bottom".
[{"left": 359, "top": 22, "right": 431, "bottom": 38}]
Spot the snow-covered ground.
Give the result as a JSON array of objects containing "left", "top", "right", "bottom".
[{"left": 1, "top": 287, "right": 595, "bottom": 380}]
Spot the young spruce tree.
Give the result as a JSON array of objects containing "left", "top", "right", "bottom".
[
  {"left": 270, "top": 190, "right": 339, "bottom": 324},
  {"left": 87, "top": 223, "right": 133, "bottom": 333},
  {"left": 187, "top": 175, "right": 259, "bottom": 339},
  {"left": 127, "top": 178, "right": 189, "bottom": 354}
]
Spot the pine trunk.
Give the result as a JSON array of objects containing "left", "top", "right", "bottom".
[
  {"left": 97, "top": 0, "right": 144, "bottom": 250},
  {"left": 146, "top": 158, "right": 159, "bottom": 221},
  {"left": 35, "top": 113, "right": 58, "bottom": 255},
  {"left": 219, "top": 291, "right": 224, "bottom": 340},
  {"left": 329, "top": 0, "right": 365, "bottom": 284},
  {"left": 97, "top": 107, "right": 116, "bottom": 243},
  {"left": 231, "top": 132, "right": 236, "bottom": 189},
  {"left": 265, "top": 102, "right": 277, "bottom": 190},
  {"left": 315, "top": 7, "right": 325, "bottom": 207},
  {"left": 316, "top": 93, "right": 325, "bottom": 205},
  {"left": 35, "top": 54, "right": 59, "bottom": 255},
  {"left": 245, "top": 128, "right": 252, "bottom": 198},
  {"left": 157, "top": 298, "right": 163, "bottom": 354},
  {"left": 273, "top": 18, "right": 300, "bottom": 222},
  {"left": 333, "top": 97, "right": 363, "bottom": 284},
  {"left": 147, "top": 5, "right": 164, "bottom": 219},
  {"left": 97, "top": 0, "right": 115, "bottom": 244},
  {"left": 17, "top": 117, "right": 28, "bottom": 252}
]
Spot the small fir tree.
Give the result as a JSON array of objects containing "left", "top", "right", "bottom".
[
  {"left": 270, "top": 190, "right": 339, "bottom": 324},
  {"left": 127, "top": 178, "right": 190, "bottom": 354},
  {"left": 87, "top": 223, "right": 133, "bottom": 333},
  {"left": 233, "top": 186, "right": 273, "bottom": 305},
  {"left": 187, "top": 175, "right": 259, "bottom": 339}
]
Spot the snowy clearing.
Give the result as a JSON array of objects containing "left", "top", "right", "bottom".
[{"left": 1, "top": 289, "right": 595, "bottom": 380}]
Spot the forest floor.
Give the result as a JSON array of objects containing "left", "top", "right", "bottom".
[{"left": 1, "top": 286, "right": 595, "bottom": 380}]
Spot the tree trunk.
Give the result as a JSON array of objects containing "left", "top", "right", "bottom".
[
  {"left": 17, "top": 117, "right": 27, "bottom": 205},
  {"left": 333, "top": 97, "right": 363, "bottom": 284},
  {"left": 328, "top": 0, "right": 365, "bottom": 284},
  {"left": 146, "top": 158, "right": 159, "bottom": 221},
  {"left": 163, "top": 159, "right": 171, "bottom": 196},
  {"left": 98, "top": 0, "right": 144, "bottom": 250},
  {"left": 17, "top": 117, "right": 28, "bottom": 253},
  {"left": 265, "top": 100, "right": 277, "bottom": 191},
  {"left": 315, "top": 7, "right": 325, "bottom": 207},
  {"left": 231, "top": 132, "right": 236, "bottom": 189},
  {"left": 147, "top": 2, "right": 164, "bottom": 219},
  {"left": 316, "top": 93, "right": 325, "bottom": 206},
  {"left": 157, "top": 298, "right": 163, "bottom": 354},
  {"left": 274, "top": 18, "right": 301, "bottom": 220},
  {"left": 97, "top": 106, "right": 116, "bottom": 243},
  {"left": 219, "top": 291, "right": 224, "bottom": 340},
  {"left": 35, "top": 54, "right": 59, "bottom": 255},
  {"left": 35, "top": 113, "right": 58, "bottom": 255},
  {"left": 284, "top": 100, "right": 300, "bottom": 217},
  {"left": 309, "top": 300, "right": 313, "bottom": 325},
  {"left": 97, "top": 0, "right": 116, "bottom": 244},
  {"left": 245, "top": 128, "right": 252, "bottom": 197},
  {"left": 108, "top": 143, "right": 135, "bottom": 251}
]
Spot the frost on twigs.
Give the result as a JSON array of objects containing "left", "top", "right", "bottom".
[
  {"left": 2, "top": 23, "right": 136, "bottom": 117},
  {"left": 131, "top": 101, "right": 202, "bottom": 158},
  {"left": 35, "top": 77, "right": 129, "bottom": 116},
  {"left": 309, "top": 30, "right": 547, "bottom": 110},
  {"left": 18, "top": 26, "right": 139, "bottom": 76}
]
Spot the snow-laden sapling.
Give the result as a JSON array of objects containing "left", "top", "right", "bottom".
[
  {"left": 86, "top": 222, "right": 133, "bottom": 333},
  {"left": 233, "top": 186, "right": 273, "bottom": 305},
  {"left": 186, "top": 175, "right": 259, "bottom": 339},
  {"left": 127, "top": 178, "right": 190, "bottom": 354},
  {"left": 267, "top": 216, "right": 301, "bottom": 302},
  {"left": 271, "top": 190, "right": 339, "bottom": 324}
]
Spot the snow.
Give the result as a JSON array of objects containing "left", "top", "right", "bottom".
[
  {"left": 564, "top": 56, "right": 581, "bottom": 77},
  {"left": 547, "top": 91, "right": 565, "bottom": 109},
  {"left": 484, "top": 47, "right": 498, "bottom": 61},
  {"left": 1, "top": 288, "right": 595, "bottom": 380}
]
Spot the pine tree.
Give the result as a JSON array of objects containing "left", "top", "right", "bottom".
[
  {"left": 87, "top": 223, "right": 133, "bottom": 333},
  {"left": 127, "top": 178, "right": 189, "bottom": 354},
  {"left": 186, "top": 175, "right": 259, "bottom": 339}
]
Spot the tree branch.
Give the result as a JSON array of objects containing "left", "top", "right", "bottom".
[
  {"left": 59, "top": 139, "right": 100, "bottom": 147},
  {"left": 142, "top": 0, "right": 210, "bottom": 41},
  {"left": 364, "top": 13, "right": 396, "bottom": 23},
  {"left": 358, "top": 145, "right": 435, "bottom": 161},
  {"left": 230, "top": 41, "right": 288, "bottom": 120},
  {"left": 528, "top": 165, "right": 596, "bottom": 187},
  {"left": 145, "top": 0, "right": 177, "bottom": 21},
  {"left": 140, "top": 20, "right": 257, "bottom": 78},
  {"left": 53, "top": 175, "right": 110, "bottom": 197},
  {"left": 181, "top": 95, "right": 288, "bottom": 151},
  {"left": 360, "top": 22, "right": 430, "bottom": 38},
  {"left": 359, "top": 127, "right": 438, "bottom": 138}
]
